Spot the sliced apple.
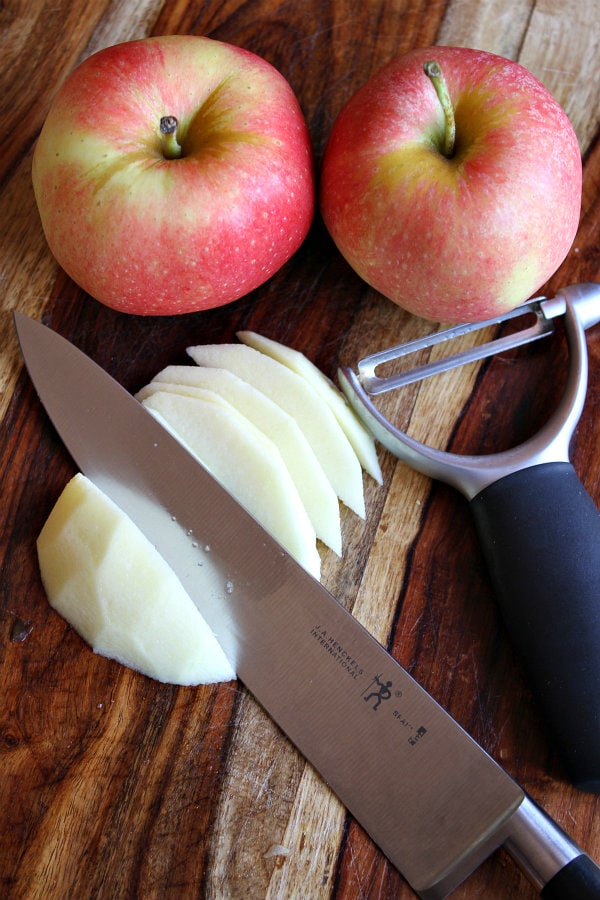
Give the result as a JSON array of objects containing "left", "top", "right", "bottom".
[
  {"left": 37, "top": 473, "right": 236, "bottom": 685},
  {"left": 137, "top": 368, "right": 342, "bottom": 555},
  {"left": 140, "top": 387, "right": 321, "bottom": 579},
  {"left": 237, "top": 331, "right": 383, "bottom": 485},
  {"left": 186, "top": 343, "right": 366, "bottom": 518}
]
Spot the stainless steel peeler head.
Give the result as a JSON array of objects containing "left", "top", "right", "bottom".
[{"left": 339, "top": 282, "right": 600, "bottom": 499}]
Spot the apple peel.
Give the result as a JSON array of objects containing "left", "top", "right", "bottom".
[{"left": 37, "top": 473, "right": 236, "bottom": 685}]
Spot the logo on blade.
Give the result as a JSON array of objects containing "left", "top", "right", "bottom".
[
  {"left": 363, "top": 674, "right": 393, "bottom": 710},
  {"left": 310, "top": 625, "right": 364, "bottom": 679},
  {"left": 309, "top": 623, "right": 428, "bottom": 747}
]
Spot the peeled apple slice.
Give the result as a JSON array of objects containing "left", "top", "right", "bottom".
[
  {"left": 137, "top": 367, "right": 342, "bottom": 555},
  {"left": 236, "top": 331, "right": 382, "bottom": 484},
  {"left": 140, "top": 388, "right": 321, "bottom": 579},
  {"left": 37, "top": 473, "right": 236, "bottom": 685},
  {"left": 186, "top": 343, "right": 366, "bottom": 518}
]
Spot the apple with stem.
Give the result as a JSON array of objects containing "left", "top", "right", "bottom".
[
  {"left": 32, "top": 35, "right": 315, "bottom": 315},
  {"left": 320, "top": 46, "right": 582, "bottom": 322}
]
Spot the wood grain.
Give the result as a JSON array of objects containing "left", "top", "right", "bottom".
[{"left": 1, "top": 1, "right": 599, "bottom": 898}]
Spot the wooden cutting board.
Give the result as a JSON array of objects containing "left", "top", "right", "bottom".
[{"left": 1, "top": 1, "right": 599, "bottom": 897}]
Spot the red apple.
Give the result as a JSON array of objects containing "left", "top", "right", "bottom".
[
  {"left": 32, "top": 35, "right": 315, "bottom": 315},
  {"left": 320, "top": 46, "right": 582, "bottom": 322}
]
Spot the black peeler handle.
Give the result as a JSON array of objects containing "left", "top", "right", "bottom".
[{"left": 470, "top": 461, "right": 600, "bottom": 792}]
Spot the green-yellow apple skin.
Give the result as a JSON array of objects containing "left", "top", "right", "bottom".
[
  {"left": 32, "top": 35, "right": 315, "bottom": 315},
  {"left": 320, "top": 46, "right": 582, "bottom": 322}
]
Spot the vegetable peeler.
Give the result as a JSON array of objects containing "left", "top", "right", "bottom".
[{"left": 339, "top": 282, "right": 600, "bottom": 792}]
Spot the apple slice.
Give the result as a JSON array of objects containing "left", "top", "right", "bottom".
[
  {"left": 236, "top": 331, "right": 382, "bottom": 484},
  {"left": 37, "top": 473, "right": 236, "bottom": 685},
  {"left": 140, "top": 387, "right": 321, "bottom": 579},
  {"left": 137, "top": 368, "right": 342, "bottom": 555},
  {"left": 186, "top": 343, "right": 366, "bottom": 518}
]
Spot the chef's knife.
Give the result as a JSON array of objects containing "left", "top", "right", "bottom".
[{"left": 13, "top": 312, "right": 600, "bottom": 899}]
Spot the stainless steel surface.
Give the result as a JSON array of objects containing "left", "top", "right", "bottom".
[
  {"left": 339, "top": 282, "right": 600, "bottom": 499},
  {"left": 354, "top": 299, "right": 556, "bottom": 395},
  {"left": 504, "top": 797, "right": 583, "bottom": 891},
  {"left": 352, "top": 284, "right": 600, "bottom": 395}
]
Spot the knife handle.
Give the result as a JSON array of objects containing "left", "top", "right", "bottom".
[
  {"left": 505, "top": 795, "right": 600, "bottom": 898},
  {"left": 470, "top": 461, "right": 600, "bottom": 792},
  {"left": 541, "top": 856, "right": 600, "bottom": 898}
]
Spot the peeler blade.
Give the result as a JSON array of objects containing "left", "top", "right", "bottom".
[{"left": 356, "top": 295, "right": 565, "bottom": 395}]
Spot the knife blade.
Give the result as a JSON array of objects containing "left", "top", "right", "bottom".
[{"left": 13, "top": 311, "right": 600, "bottom": 899}]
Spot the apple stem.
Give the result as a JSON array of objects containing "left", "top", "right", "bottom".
[
  {"left": 160, "top": 116, "right": 183, "bottom": 160},
  {"left": 423, "top": 61, "right": 456, "bottom": 158}
]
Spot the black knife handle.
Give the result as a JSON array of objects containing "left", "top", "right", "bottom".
[
  {"left": 470, "top": 461, "right": 600, "bottom": 791},
  {"left": 541, "top": 855, "right": 600, "bottom": 898},
  {"left": 505, "top": 795, "right": 600, "bottom": 897}
]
